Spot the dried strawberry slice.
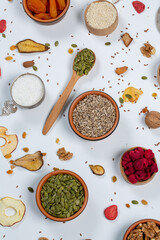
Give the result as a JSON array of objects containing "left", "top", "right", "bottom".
[
  {"left": 104, "top": 205, "right": 118, "bottom": 220},
  {"left": 0, "top": 20, "right": 6, "bottom": 33},
  {"left": 132, "top": 1, "right": 145, "bottom": 14}
]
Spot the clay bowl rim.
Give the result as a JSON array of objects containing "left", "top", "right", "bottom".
[
  {"left": 68, "top": 90, "right": 120, "bottom": 141},
  {"left": 36, "top": 170, "right": 89, "bottom": 222},
  {"left": 84, "top": 0, "right": 118, "bottom": 35},
  {"left": 123, "top": 219, "right": 160, "bottom": 240},
  {"left": 120, "top": 147, "right": 157, "bottom": 186},
  {"left": 23, "top": 0, "right": 70, "bottom": 24}
]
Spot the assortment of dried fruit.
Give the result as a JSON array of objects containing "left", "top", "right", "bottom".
[
  {"left": 27, "top": 0, "right": 66, "bottom": 20},
  {"left": 122, "top": 147, "right": 158, "bottom": 184},
  {"left": 41, "top": 174, "right": 85, "bottom": 218}
]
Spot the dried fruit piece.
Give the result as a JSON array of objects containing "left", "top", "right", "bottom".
[
  {"left": 49, "top": 0, "right": 58, "bottom": 18},
  {"left": 0, "top": 20, "right": 6, "bottom": 33},
  {"left": 39, "top": 237, "right": 49, "bottom": 240},
  {"left": 10, "top": 45, "right": 16, "bottom": 51},
  {"left": 34, "top": 13, "right": 52, "bottom": 20},
  {"left": 122, "top": 87, "right": 143, "bottom": 103},
  {"left": 152, "top": 92, "right": 157, "bottom": 98},
  {"left": 0, "top": 197, "right": 26, "bottom": 226},
  {"left": 121, "top": 33, "right": 133, "bottom": 47},
  {"left": 42, "top": 153, "right": 47, "bottom": 156},
  {"left": 104, "top": 205, "right": 118, "bottom": 220},
  {"left": 5, "top": 154, "right": 12, "bottom": 159},
  {"left": 68, "top": 48, "right": 73, "bottom": 54},
  {"left": 16, "top": 39, "right": 49, "bottom": 53},
  {"left": 23, "top": 60, "right": 34, "bottom": 68},
  {"left": 28, "top": 187, "right": 34, "bottom": 193},
  {"left": 141, "top": 200, "right": 148, "bottom": 205},
  {"left": 89, "top": 165, "right": 105, "bottom": 176},
  {"left": 12, "top": 151, "right": 44, "bottom": 171},
  {"left": 132, "top": 200, "right": 139, "bottom": 204},
  {"left": 7, "top": 170, "right": 13, "bottom": 174},
  {"left": 132, "top": 1, "right": 145, "bottom": 14},
  {"left": 115, "top": 66, "right": 128, "bottom": 75},
  {"left": 0, "top": 127, "right": 18, "bottom": 157},
  {"left": 56, "top": 138, "right": 60, "bottom": 143},
  {"left": 125, "top": 203, "right": 130, "bottom": 208},
  {"left": 57, "top": 147, "right": 73, "bottom": 160},
  {"left": 23, "top": 147, "right": 29, "bottom": 153},
  {"left": 53, "top": 167, "right": 60, "bottom": 171},
  {"left": 112, "top": 176, "right": 117, "bottom": 182},
  {"left": 22, "top": 132, "right": 27, "bottom": 139},
  {"left": 157, "top": 64, "right": 160, "bottom": 85},
  {"left": 27, "top": 0, "right": 46, "bottom": 14},
  {"left": 145, "top": 111, "right": 160, "bottom": 129},
  {"left": 57, "top": 0, "right": 66, "bottom": 10},
  {"left": 5, "top": 56, "right": 13, "bottom": 61},
  {"left": 140, "top": 42, "right": 156, "bottom": 58}
]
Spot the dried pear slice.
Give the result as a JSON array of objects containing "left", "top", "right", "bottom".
[
  {"left": 16, "top": 39, "right": 49, "bottom": 53},
  {"left": 12, "top": 151, "right": 44, "bottom": 171},
  {"left": 0, "top": 197, "right": 26, "bottom": 227},
  {"left": 89, "top": 165, "right": 105, "bottom": 175}
]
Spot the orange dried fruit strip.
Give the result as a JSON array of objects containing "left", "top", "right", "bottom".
[
  {"left": 57, "top": 0, "right": 66, "bottom": 10},
  {"left": 34, "top": 13, "right": 52, "bottom": 20},
  {"left": 27, "top": 0, "right": 46, "bottom": 14},
  {"left": 40, "top": 0, "right": 48, "bottom": 6},
  {"left": 49, "top": 0, "right": 58, "bottom": 18},
  {"left": 115, "top": 66, "right": 128, "bottom": 75},
  {"left": 5, "top": 56, "right": 13, "bottom": 61},
  {"left": 10, "top": 45, "right": 16, "bottom": 51}
]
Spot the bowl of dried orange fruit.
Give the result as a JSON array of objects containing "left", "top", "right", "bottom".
[{"left": 23, "top": 0, "right": 70, "bottom": 24}]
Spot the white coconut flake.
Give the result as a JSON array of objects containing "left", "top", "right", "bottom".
[{"left": 11, "top": 74, "right": 44, "bottom": 107}]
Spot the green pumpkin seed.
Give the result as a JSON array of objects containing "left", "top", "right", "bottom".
[
  {"left": 28, "top": 187, "right": 34, "bottom": 193},
  {"left": 32, "top": 66, "right": 38, "bottom": 71},
  {"left": 55, "top": 41, "right": 59, "bottom": 47},
  {"left": 105, "top": 42, "right": 111, "bottom": 46},
  {"left": 125, "top": 94, "right": 132, "bottom": 99},
  {"left": 141, "top": 76, "right": 148, "bottom": 80},
  {"left": 71, "top": 44, "right": 77, "bottom": 48},
  {"left": 132, "top": 200, "right": 139, "bottom": 205},
  {"left": 119, "top": 97, "right": 124, "bottom": 104},
  {"left": 45, "top": 43, "right": 50, "bottom": 47}
]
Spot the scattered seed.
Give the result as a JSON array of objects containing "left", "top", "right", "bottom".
[
  {"left": 32, "top": 66, "right": 38, "bottom": 71},
  {"left": 23, "top": 147, "right": 29, "bottom": 152},
  {"left": 22, "top": 132, "right": 27, "bottom": 139},
  {"left": 131, "top": 200, "right": 139, "bottom": 205},
  {"left": 68, "top": 48, "right": 73, "bottom": 54},
  {"left": 54, "top": 41, "right": 59, "bottom": 47},
  {"left": 56, "top": 138, "right": 60, "bottom": 144},
  {"left": 71, "top": 44, "right": 77, "bottom": 48},
  {"left": 105, "top": 42, "right": 111, "bottom": 46},
  {"left": 152, "top": 92, "right": 157, "bottom": 98},
  {"left": 141, "top": 76, "right": 148, "bottom": 80},
  {"left": 28, "top": 187, "right": 34, "bottom": 193},
  {"left": 45, "top": 43, "right": 50, "bottom": 47},
  {"left": 2, "top": 33, "right": 6, "bottom": 38},
  {"left": 125, "top": 94, "right": 132, "bottom": 99},
  {"left": 141, "top": 200, "right": 148, "bottom": 205},
  {"left": 125, "top": 203, "right": 130, "bottom": 208},
  {"left": 119, "top": 97, "right": 124, "bottom": 104},
  {"left": 112, "top": 176, "right": 117, "bottom": 182}
]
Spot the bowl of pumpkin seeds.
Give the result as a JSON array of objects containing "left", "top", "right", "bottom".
[{"left": 36, "top": 170, "right": 88, "bottom": 221}]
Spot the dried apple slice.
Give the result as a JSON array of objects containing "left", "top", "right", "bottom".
[
  {"left": 16, "top": 39, "right": 49, "bottom": 53},
  {"left": 0, "top": 126, "right": 18, "bottom": 157},
  {"left": 0, "top": 197, "right": 26, "bottom": 227},
  {"left": 12, "top": 151, "right": 43, "bottom": 171},
  {"left": 89, "top": 165, "right": 105, "bottom": 175}
]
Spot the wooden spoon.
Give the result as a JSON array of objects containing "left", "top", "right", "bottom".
[{"left": 42, "top": 50, "right": 96, "bottom": 135}]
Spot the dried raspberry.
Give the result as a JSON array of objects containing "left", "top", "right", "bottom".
[
  {"left": 0, "top": 20, "right": 6, "bottom": 33},
  {"left": 128, "top": 174, "right": 137, "bottom": 184},
  {"left": 144, "top": 149, "right": 154, "bottom": 159},
  {"left": 122, "top": 152, "right": 131, "bottom": 162},
  {"left": 125, "top": 162, "right": 135, "bottom": 175},
  {"left": 122, "top": 160, "right": 128, "bottom": 169},
  {"left": 150, "top": 162, "right": 158, "bottom": 173},
  {"left": 104, "top": 205, "right": 118, "bottom": 220},
  {"left": 136, "top": 147, "right": 144, "bottom": 158},
  {"left": 133, "top": 158, "right": 148, "bottom": 170},
  {"left": 148, "top": 159, "right": 155, "bottom": 166},
  {"left": 129, "top": 149, "right": 141, "bottom": 161},
  {"left": 132, "top": 1, "right": 145, "bottom": 14},
  {"left": 143, "top": 168, "right": 151, "bottom": 181},
  {"left": 135, "top": 170, "right": 146, "bottom": 181}
]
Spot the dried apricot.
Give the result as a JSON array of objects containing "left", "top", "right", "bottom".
[
  {"left": 27, "top": 0, "right": 46, "bottom": 14},
  {"left": 34, "top": 13, "right": 52, "bottom": 20},
  {"left": 49, "top": 0, "right": 58, "bottom": 18},
  {"left": 5, "top": 154, "right": 12, "bottom": 159},
  {"left": 5, "top": 56, "right": 13, "bottom": 61},
  {"left": 57, "top": 0, "right": 66, "bottom": 10},
  {"left": 10, "top": 45, "right": 16, "bottom": 51}
]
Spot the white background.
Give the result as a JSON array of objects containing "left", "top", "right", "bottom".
[{"left": 1, "top": 0, "right": 160, "bottom": 239}]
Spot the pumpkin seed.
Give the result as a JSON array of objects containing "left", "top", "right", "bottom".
[
  {"left": 131, "top": 200, "right": 139, "bottom": 205},
  {"left": 125, "top": 94, "right": 132, "bottom": 99},
  {"left": 54, "top": 41, "right": 59, "bottom": 47},
  {"left": 119, "top": 97, "right": 124, "bottom": 104},
  {"left": 71, "top": 44, "right": 77, "bottom": 48},
  {"left": 2, "top": 33, "right": 6, "bottom": 38},
  {"left": 105, "top": 42, "right": 111, "bottom": 46},
  {"left": 45, "top": 43, "right": 50, "bottom": 47},
  {"left": 28, "top": 187, "right": 34, "bottom": 193},
  {"left": 32, "top": 66, "right": 38, "bottom": 71},
  {"left": 141, "top": 76, "right": 147, "bottom": 80}
]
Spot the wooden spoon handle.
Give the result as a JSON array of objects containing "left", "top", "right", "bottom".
[{"left": 42, "top": 71, "right": 80, "bottom": 135}]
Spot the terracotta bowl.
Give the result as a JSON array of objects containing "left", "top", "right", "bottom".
[
  {"left": 84, "top": 0, "right": 118, "bottom": 36},
  {"left": 120, "top": 147, "right": 157, "bottom": 185},
  {"left": 36, "top": 170, "right": 88, "bottom": 222},
  {"left": 68, "top": 91, "right": 120, "bottom": 141},
  {"left": 23, "top": 0, "right": 70, "bottom": 24},
  {"left": 123, "top": 219, "right": 160, "bottom": 240}
]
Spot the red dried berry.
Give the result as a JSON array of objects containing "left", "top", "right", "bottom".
[
  {"left": 136, "top": 147, "right": 144, "bottom": 158},
  {"left": 122, "top": 160, "right": 128, "bottom": 169},
  {"left": 132, "top": 1, "right": 145, "bottom": 14},
  {"left": 122, "top": 152, "right": 131, "bottom": 162},
  {"left": 104, "top": 205, "right": 118, "bottom": 220},
  {"left": 129, "top": 150, "right": 141, "bottom": 161},
  {"left": 144, "top": 149, "right": 154, "bottom": 159},
  {"left": 125, "top": 162, "right": 135, "bottom": 175},
  {"left": 0, "top": 20, "right": 7, "bottom": 33},
  {"left": 128, "top": 174, "right": 137, "bottom": 184},
  {"left": 133, "top": 158, "right": 148, "bottom": 170},
  {"left": 150, "top": 162, "right": 158, "bottom": 173},
  {"left": 135, "top": 170, "right": 146, "bottom": 181}
]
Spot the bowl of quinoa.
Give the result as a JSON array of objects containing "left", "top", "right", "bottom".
[{"left": 68, "top": 91, "right": 120, "bottom": 140}]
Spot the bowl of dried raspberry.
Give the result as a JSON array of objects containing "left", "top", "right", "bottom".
[{"left": 120, "top": 147, "right": 158, "bottom": 185}]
